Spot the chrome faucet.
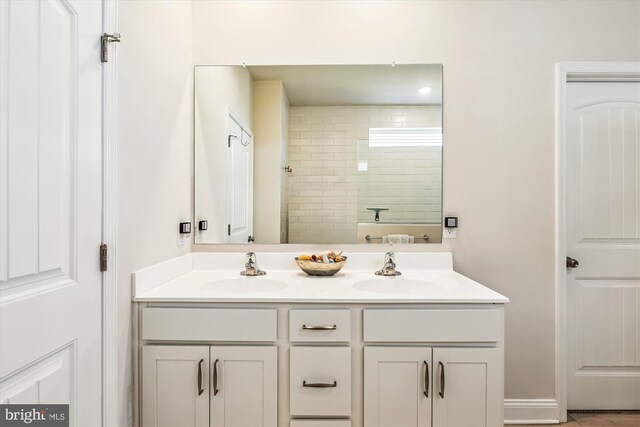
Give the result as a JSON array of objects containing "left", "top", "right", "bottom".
[
  {"left": 375, "top": 252, "right": 402, "bottom": 276},
  {"left": 240, "top": 252, "right": 266, "bottom": 276}
]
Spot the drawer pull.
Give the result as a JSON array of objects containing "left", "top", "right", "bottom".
[
  {"left": 423, "top": 361, "right": 429, "bottom": 398},
  {"left": 213, "top": 358, "right": 219, "bottom": 396},
  {"left": 302, "top": 324, "right": 337, "bottom": 331},
  {"left": 438, "top": 361, "right": 445, "bottom": 398},
  {"left": 303, "top": 380, "right": 337, "bottom": 388},
  {"left": 197, "top": 359, "right": 204, "bottom": 396}
]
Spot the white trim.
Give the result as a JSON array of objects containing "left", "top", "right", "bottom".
[
  {"left": 102, "top": 0, "right": 118, "bottom": 426},
  {"left": 554, "top": 62, "right": 640, "bottom": 425},
  {"left": 504, "top": 399, "right": 560, "bottom": 425}
]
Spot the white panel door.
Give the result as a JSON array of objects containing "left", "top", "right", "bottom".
[
  {"left": 142, "top": 346, "right": 210, "bottom": 427},
  {"left": 210, "top": 346, "right": 277, "bottom": 427},
  {"left": 226, "top": 114, "right": 253, "bottom": 243},
  {"left": 432, "top": 348, "right": 502, "bottom": 427},
  {"left": 566, "top": 81, "right": 640, "bottom": 409},
  {"left": 363, "top": 347, "right": 432, "bottom": 427},
  {"left": 0, "top": 0, "right": 103, "bottom": 425}
]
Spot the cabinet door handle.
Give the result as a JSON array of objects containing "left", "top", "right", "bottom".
[
  {"left": 302, "top": 324, "right": 337, "bottom": 331},
  {"left": 303, "top": 380, "right": 337, "bottom": 388},
  {"left": 438, "top": 361, "right": 445, "bottom": 398},
  {"left": 423, "top": 361, "right": 429, "bottom": 398},
  {"left": 197, "top": 359, "right": 204, "bottom": 396},
  {"left": 213, "top": 359, "right": 219, "bottom": 396}
]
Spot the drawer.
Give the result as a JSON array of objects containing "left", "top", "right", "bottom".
[
  {"left": 290, "top": 347, "right": 351, "bottom": 416},
  {"left": 290, "top": 421, "right": 351, "bottom": 427},
  {"left": 289, "top": 309, "right": 350, "bottom": 342},
  {"left": 141, "top": 308, "right": 277, "bottom": 342},
  {"left": 363, "top": 309, "right": 503, "bottom": 342}
]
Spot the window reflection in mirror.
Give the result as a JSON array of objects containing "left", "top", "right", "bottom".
[{"left": 194, "top": 65, "right": 443, "bottom": 244}]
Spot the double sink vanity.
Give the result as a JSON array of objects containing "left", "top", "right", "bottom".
[
  {"left": 135, "top": 63, "right": 509, "bottom": 427},
  {"left": 133, "top": 251, "right": 508, "bottom": 427}
]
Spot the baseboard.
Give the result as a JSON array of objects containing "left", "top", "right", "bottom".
[{"left": 504, "top": 399, "right": 560, "bottom": 424}]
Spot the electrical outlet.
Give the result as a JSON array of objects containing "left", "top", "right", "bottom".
[
  {"left": 442, "top": 226, "right": 457, "bottom": 239},
  {"left": 177, "top": 233, "right": 189, "bottom": 247}
]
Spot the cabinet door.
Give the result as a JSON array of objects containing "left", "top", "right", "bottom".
[
  {"left": 364, "top": 347, "right": 432, "bottom": 427},
  {"left": 432, "top": 348, "right": 502, "bottom": 427},
  {"left": 142, "top": 345, "right": 209, "bottom": 427},
  {"left": 210, "top": 346, "right": 277, "bottom": 427}
]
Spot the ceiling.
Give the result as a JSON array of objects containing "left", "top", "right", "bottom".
[{"left": 247, "top": 64, "right": 442, "bottom": 107}]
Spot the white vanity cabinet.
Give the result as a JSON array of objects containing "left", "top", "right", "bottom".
[
  {"left": 133, "top": 253, "right": 509, "bottom": 427},
  {"left": 362, "top": 309, "right": 504, "bottom": 427},
  {"left": 142, "top": 345, "right": 210, "bottom": 427},
  {"left": 139, "top": 308, "right": 279, "bottom": 427},
  {"left": 431, "top": 347, "right": 502, "bottom": 427},
  {"left": 137, "top": 304, "right": 505, "bottom": 427},
  {"left": 142, "top": 345, "right": 277, "bottom": 427},
  {"left": 363, "top": 306, "right": 504, "bottom": 427},
  {"left": 363, "top": 347, "right": 502, "bottom": 427},
  {"left": 210, "top": 346, "right": 278, "bottom": 427},
  {"left": 364, "top": 347, "right": 433, "bottom": 426}
]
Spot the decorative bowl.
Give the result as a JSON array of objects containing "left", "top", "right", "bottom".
[{"left": 295, "top": 257, "right": 347, "bottom": 276}]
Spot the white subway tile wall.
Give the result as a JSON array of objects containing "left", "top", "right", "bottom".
[
  {"left": 287, "top": 106, "right": 442, "bottom": 244},
  {"left": 357, "top": 141, "right": 442, "bottom": 224}
]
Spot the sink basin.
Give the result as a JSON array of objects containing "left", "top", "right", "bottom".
[
  {"left": 353, "top": 277, "right": 445, "bottom": 294},
  {"left": 199, "top": 278, "right": 287, "bottom": 294}
]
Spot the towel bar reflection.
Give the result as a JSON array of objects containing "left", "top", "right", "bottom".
[{"left": 365, "top": 234, "right": 430, "bottom": 242}]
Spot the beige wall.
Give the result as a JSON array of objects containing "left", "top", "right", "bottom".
[
  {"left": 253, "top": 80, "right": 289, "bottom": 243},
  {"left": 115, "top": 2, "right": 640, "bottom": 424},
  {"left": 191, "top": 0, "right": 640, "bottom": 402},
  {"left": 117, "top": 2, "right": 193, "bottom": 426}
]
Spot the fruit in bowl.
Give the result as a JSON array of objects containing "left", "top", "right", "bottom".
[{"left": 295, "top": 251, "right": 347, "bottom": 276}]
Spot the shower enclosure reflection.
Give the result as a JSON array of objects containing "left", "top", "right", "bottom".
[{"left": 356, "top": 127, "right": 442, "bottom": 244}]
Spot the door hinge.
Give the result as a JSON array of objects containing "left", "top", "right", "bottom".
[
  {"left": 100, "top": 244, "right": 108, "bottom": 272},
  {"left": 227, "top": 224, "right": 231, "bottom": 236},
  {"left": 101, "top": 33, "right": 121, "bottom": 63}
]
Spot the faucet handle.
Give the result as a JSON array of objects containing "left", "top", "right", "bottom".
[
  {"left": 241, "top": 252, "right": 266, "bottom": 276},
  {"left": 376, "top": 251, "right": 401, "bottom": 276}
]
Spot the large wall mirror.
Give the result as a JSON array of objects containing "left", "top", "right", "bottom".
[{"left": 194, "top": 64, "right": 443, "bottom": 244}]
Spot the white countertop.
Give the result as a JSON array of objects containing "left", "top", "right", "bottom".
[{"left": 133, "top": 252, "right": 509, "bottom": 304}]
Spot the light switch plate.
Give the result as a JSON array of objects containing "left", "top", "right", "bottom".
[{"left": 444, "top": 216, "right": 458, "bottom": 228}]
